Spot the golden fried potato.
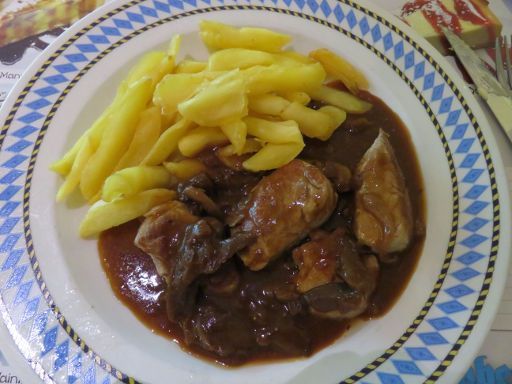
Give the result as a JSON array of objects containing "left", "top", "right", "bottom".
[
  {"left": 280, "top": 102, "right": 334, "bottom": 139},
  {"left": 79, "top": 189, "right": 176, "bottom": 237},
  {"left": 244, "top": 63, "right": 325, "bottom": 95},
  {"left": 56, "top": 137, "right": 94, "bottom": 202},
  {"left": 175, "top": 60, "right": 207, "bottom": 73},
  {"left": 273, "top": 51, "right": 313, "bottom": 65},
  {"left": 79, "top": 78, "right": 153, "bottom": 200},
  {"left": 309, "top": 48, "right": 368, "bottom": 94},
  {"left": 220, "top": 120, "right": 247, "bottom": 154},
  {"left": 200, "top": 20, "right": 291, "bottom": 53},
  {"left": 217, "top": 138, "right": 262, "bottom": 158},
  {"left": 178, "top": 70, "right": 248, "bottom": 127},
  {"left": 53, "top": 22, "right": 377, "bottom": 238},
  {"left": 280, "top": 91, "right": 311, "bottom": 105},
  {"left": 318, "top": 105, "right": 347, "bottom": 140},
  {"left": 50, "top": 95, "right": 120, "bottom": 176},
  {"left": 178, "top": 126, "right": 229, "bottom": 157},
  {"left": 208, "top": 48, "right": 274, "bottom": 71},
  {"left": 164, "top": 159, "right": 206, "bottom": 180},
  {"left": 142, "top": 117, "right": 193, "bottom": 166},
  {"left": 248, "top": 94, "right": 290, "bottom": 116},
  {"left": 115, "top": 106, "right": 162, "bottom": 170},
  {"left": 243, "top": 142, "right": 304, "bottom": 171},
  {"left": 309, "top": 85, "right": 372, "bottom": 114},
  {"left": 102, "top": 166, "right": 175, "bottom": 202},
  {"left": 123, "top": 51, "right": 166, "bottom": 91},
  {"left": 51, "top": 136, "right": 86, "bottom": 177},
  {"left": 153, "top": 73, "right": 206, "bottom": 117},
  {"left": 167, "top": 34, "right": 182, "bottom": 57},
  {"left": 244, "top": 116, "right": 303, "bottom": 144}
]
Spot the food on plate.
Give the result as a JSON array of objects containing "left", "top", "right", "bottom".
[
  {"left": 52, "top": 22, "right": 425, "bottom": 366},
  {"left": 354, "top": 130, "right": 413, "bottom": 258},
  {"left": 231, "top": 159, "right": 337, "bottom": 271},
  {"left": 400, "top": 0, "right": 502, "bottom": 54}
]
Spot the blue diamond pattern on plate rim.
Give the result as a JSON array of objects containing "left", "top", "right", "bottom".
[{"left": 0, "top": 0, "right": 500, "bottom": 383}]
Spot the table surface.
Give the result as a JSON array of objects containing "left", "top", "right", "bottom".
[{"left": 0, "top": 0, "right": 510, "bottom": 383}]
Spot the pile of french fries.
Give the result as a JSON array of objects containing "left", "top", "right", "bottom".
[{"left": 51, "top": 20, "right": 372, "bottom": 238}]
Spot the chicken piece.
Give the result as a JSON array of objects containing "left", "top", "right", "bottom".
[
  {"left": 292, "top": 231, "right": 338, "bottom": 293},
  {"left": 232, "top": 159, "right": 337, "bottom": 271},
  {"left": 303, "top": 283, "right": 367, "bottom": 319},
  {"left": 295, "top": 229, "right": 380, "bottom": 319},
  {"left": 135, "top": 201, "right": 198, "bottom": 278},
  {"left": 354, "top": 130, "right": 413, "bottom": 258},
  {"left": 135, "top": 201, "right": 253, "bottom": 320}
]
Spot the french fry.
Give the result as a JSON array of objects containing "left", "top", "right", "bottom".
[
  {"left": 216, "top": 139, "right": 262, "bottom": 170},
  {"left": 318, "top": 105, "right": 347, "bottom": 140},
  {"left": 164, "top": 159, "right": 206, "bottom": 180},
  {"left": 102, "top": 166, "right": 175, "bottom": 202},
  {"left": 309, "top": 85, "right": 372, "bottom": 114},
  {"left": 153, "top": 73, "right": 206, "bottom": 117},
  {"left": 244, "top": 63, "right": 325, "bottom": 95},
  {"left": 309, "top": 48, "right": 368, "bottom": 94},
  {"left": 123, "top": 51, "right": 167, "bottom": 91},
  {"left": 79, "top": 189, "right": 175, "bottom": 237},
  {"left": 248, "top": 94, "right": 290, "bottom": 116},
  {"left": 273, "top": 51, "right": 313, "bottom": 65},
  {"left": 54, "top": 23, "right": 377, "bottom": 239},
  {"left": 217, "top": 138, "right": 262, "bottom": 158},
  {"left": 50, "top": 97, "right": 117, "bottom": 176},
  {"left": 142, "top": 117, "right": 193, "bottom": 166},
  {"left": 220, "top": 120, "right": 247, "bottom": 154},
  {"left": 243, "top": 142, "right": 304, "bottom": 171},
  {"left": 51, "top": 50, "right": 173, "bottom": 177},
  {"left": 244, "top": 116, "right": 303, "bottom": 144},
  {"left": 50, "top": 135, "right": 86, "bottom": 177},
  {"left": 280, "top": 91, "right": 311, "bottom": 105},
  {"left": 167, "top": 34, "right": 182, "bottom": 57},
  {"left": 199, "top": 20, "right": 291, "bottom": 53},
  {"left": 178, "top": 126, "right": 229, "bottom": 157},
  {"left": 176, "top": 60, "right": 207, "bottom": 73},
  {"left": 79, "top": 78, "right": 153, "bottom": 200},
  {"left": 126, "top": 35, "right": 180, "bottom": 90},
  {"left": 178, "top": 70, "right": 248, "bottom": 127},
  {"left": 280, "top": 102, "right": 333, "bottom": 140},
  {"left": 115, "top": 106, "right": 162, "bottom": 170},
  {"left": 208, "top": 48, "right": 274, "bottom": 71},
  {"left": 56, "top": 137, "right": 94, "bottom": 202}
]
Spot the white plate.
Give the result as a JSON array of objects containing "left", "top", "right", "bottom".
[{"left": 0, "top": 0, "right": 510, "bottom": 383}]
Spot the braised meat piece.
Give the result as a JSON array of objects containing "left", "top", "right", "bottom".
[
  {"left": 176, "top": 173, "right": 223, "bottom": 218},
  {"left": 232, "top": 159, "right": 337, "bottom": 271},
  {"left": 182, "top": 303, "right": 256, "bottom": 357},
  {"left": 134, "top": 201, "right": 198, "bottom": 277},
  {"left": 170, "top": 218, "right": 254, "bottom": 319},
  {"left": 135, "top": 202, "right": 253, "bottom": 320},
  {"left": 292, "top": 231, "right": 338, "bottom": 293},
  {"left": 295, "top": 228, "right": 379, "bottom": 319},
  {"left": 354, "top": 129, "right": 413, "bottom": 258}
]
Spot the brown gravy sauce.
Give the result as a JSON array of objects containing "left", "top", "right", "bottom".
[{"left": 99, "top": 90, "right": 426, "bottom": 366}]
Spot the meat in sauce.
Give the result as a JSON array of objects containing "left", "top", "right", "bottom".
[
  {"left": 232, "top": 159, "right": 337, "bottom": 271},
  {"left": 99, "top": 89, "right": 425, "bottom": 366},
  {"left": 354, "top": 129, "right": 413, "bottom": 259}
]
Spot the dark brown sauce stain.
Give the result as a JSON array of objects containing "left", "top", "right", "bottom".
[{"left": 99, "top": 90, "right": 426, "bottom": 366}]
